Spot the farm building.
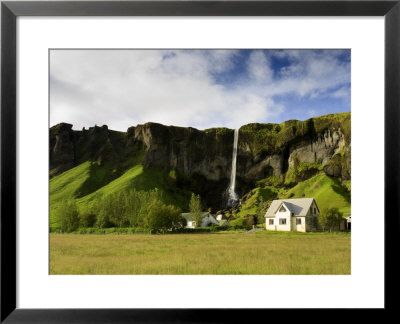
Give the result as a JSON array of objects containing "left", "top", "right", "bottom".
[
  {"left": 334, "top": 215, "right": 351, "bottom": 232},
  {"left": 181, "top": 212, "right": 219, "bottom": 229},
  {"left": 265, "top": 198, "right": 320, "bottom": 232}
]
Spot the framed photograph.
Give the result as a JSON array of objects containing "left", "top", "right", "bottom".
[{"left": 1, "top": 0, "right": 398, "bottom": 322}]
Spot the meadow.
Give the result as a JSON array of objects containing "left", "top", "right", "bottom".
[{"left": 50, "top": 231, "right": 351, "bottom": 275}]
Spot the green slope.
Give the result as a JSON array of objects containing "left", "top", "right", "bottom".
[
  {"left": 50, "top": 162, "right": 192, "bottom": 230},
  {"left": 50, "top": 162, "right": 93, "bottom": 228},
  {"left": 50, "top": 161, "right": 92, "bottom": 205},
  {"left": 237, "top": 172, "right": 351, "bottom": 219},
  {"left": 50, "top": 160, "right": 124, "bottom": 204},
  {"left": 236, "top": 186, "right": 279, "bottom": 217},
  {"left": 77, "top": 165, "right": 191, "bottom": 210},
  {"left": 279, "top": 172, "right": 351, "bottom": 216}
]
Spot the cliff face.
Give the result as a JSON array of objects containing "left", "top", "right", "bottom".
[
  {"left": 133, "top": 123, "right": 234, "bottom": 181},
  {"left": 238, "top": 124, "right": 350, "bottom": 184},
  {"left": 50, "top": 112, "right": 351, "bottom": 209},
  {"left": 49, "top": 123, "right": 127, "bottom": 177}
]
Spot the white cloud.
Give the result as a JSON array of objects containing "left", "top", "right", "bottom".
[
  {"left": 50, "top": 50, "right": 276, "bottom": 130},
  {"left": 247, "top": 50, "right": 273, "bottom": 82},
  {"left": 50, "top": 49, "right": 350, "bottom": 131},
  {"left": 331, "top": 86, "right": 351, "bottom": 99},
  {"left": 273, "top": 50, "right": 350, "bottom": 98}
]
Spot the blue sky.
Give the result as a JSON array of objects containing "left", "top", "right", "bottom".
[{"left": 50, "top": 49, "right": 350, "bottom": 131}]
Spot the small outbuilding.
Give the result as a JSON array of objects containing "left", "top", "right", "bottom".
[
  {"left": 181, "top": 212, "right": 219, "bottom": 229},
  {"left": 265, "top": 198, "right": 320, "bottom": 232}
]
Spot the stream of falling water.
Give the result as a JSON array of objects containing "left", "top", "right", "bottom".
[{"left": 227, "top": 129, "right": 239, "bottom": 207}]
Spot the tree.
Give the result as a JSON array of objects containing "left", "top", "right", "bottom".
[
  {"left": 319, "top": 207, "right": 344, "bottom": 232},
  {"left": 55, "top": 199, "right": 80, "bottom": 232},
  {"left": 143, "top": 200, "right": 183, "bottom": 233},
  {"left": 110, "top": 192, "right": 130, "bottom": 228},
  {"left": 189, "top": 193, "right": 203, "bottom": 227},
  {"left": 127, "top": 189, "right": 163, "bottom": 228}
]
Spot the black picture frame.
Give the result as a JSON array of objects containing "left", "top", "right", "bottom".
[{"left": 1, "top": 0, "right": 399, "bottom": 322}]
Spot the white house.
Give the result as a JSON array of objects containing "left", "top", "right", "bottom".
[
  {"left": 181, "top": 212, "right": 219, "bottom": 229},
  {"left": 264, "top": 198, "right": 320, "bottom": 232}
]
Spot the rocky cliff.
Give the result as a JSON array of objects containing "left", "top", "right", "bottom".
[{"left": 50, "top": 112, "right": 351, "bottom": 209}]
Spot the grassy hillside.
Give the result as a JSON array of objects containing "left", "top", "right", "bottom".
[
  {"left": 50, "top": 161, "right": 92, "bottom": 205},
  {"left": 237, "top": 172, "right": 351, "bottom": 220},
  {"left": 236, "top": 186, "right": 279, "bottom": 218},
  {"left": 279, "top": 172, "right": 351, "bottom": 216},
  {"left": 50, "top": 162, "right": 93, "bottom": 229},
  {"left": 50, "top": 161, "right": 192, "bottom": 230},
  {"left": 77, "top": 165, "right": 191, "bottom": 211},
  {"left": 50, "top": 165, "right": 350, "bottom": 230}
]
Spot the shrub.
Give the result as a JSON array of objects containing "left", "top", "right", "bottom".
[
  {"left": 55, "top": 199, "right": 80, "bottom": 233},
  {"left": 79, "top": 212, "right": 97, "bottom": 228},
  {"left": 230, "top": 217, "right": 251, "bottom": 230},
  {"left": 96, "top": 209, "right": 114, "bottom": 228}
]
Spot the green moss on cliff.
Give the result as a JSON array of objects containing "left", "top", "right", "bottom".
[
  {"left": 204, "top": 127, "right": 231, "bottom": 138},
  {"left": 240, "top": 112, "right": 350, "bottom": 156},
  {"left": 313, "top": 112, "right": 351, "bottom": 142},
  {"left": 285, "top": 162, "right": 323, "bottom": 186},
  {"left": 256, "top": 175, "right": 285, "bottom": 188}
]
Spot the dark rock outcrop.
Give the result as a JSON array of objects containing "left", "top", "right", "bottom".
[{"left": 49, "top": 123, "right": 75, "bottom": 176}]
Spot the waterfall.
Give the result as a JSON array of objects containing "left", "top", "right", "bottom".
[{"left": 227, "top": 129, "right": 240, "bottom": 207}]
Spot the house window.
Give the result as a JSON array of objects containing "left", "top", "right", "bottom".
[
  {"left": 269, "top": 219, "right": 274, "bottom": 225},
  {"left": 279, "top": 219, "right": 287, "bottom": 225},
  {"left": 192, "top": 221, "right": 196, "bottom": 227},
  {"left": 296, "top": 218, "right": 302, "bottom": 225},
  {"left": 279, "top": 206, "right": 286, "bottom": 212}
]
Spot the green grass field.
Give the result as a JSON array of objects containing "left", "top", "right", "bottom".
[{"left": 50, "top": 232, "right": 351, "bottom": 275}]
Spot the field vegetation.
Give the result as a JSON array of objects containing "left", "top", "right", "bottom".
[{"left": 50, "top": 231, "right": 351, "bottom": 275}]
